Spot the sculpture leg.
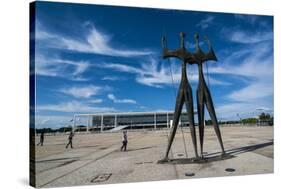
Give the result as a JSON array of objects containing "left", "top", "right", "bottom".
[
  {"left": 196, "top": 86, "right": 205, "bottom": 158},
  {"left": 184, "top": 83, "right": 199, "bottom": 159},
  {"left": 163, "top": 83, "right": 184, "bottom": 160},
  {"left": 203, "top": 85, "right": 225, "bottom": 155}
]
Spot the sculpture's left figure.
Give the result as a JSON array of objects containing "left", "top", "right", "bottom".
[{"left": 160, "top": 32, "right": 199, "bottom": 162}]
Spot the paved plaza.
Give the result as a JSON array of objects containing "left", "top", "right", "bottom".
[{"left": 33, "top": 126, "right": 273, "bottom": 188}]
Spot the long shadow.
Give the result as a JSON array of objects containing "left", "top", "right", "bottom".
[
  {"left": 126, "top": 146, "right": 155, "bottom": 152},
  {"left": 80, "top": 145, "right": 100, "bottom": 148},
  {"left": 36, "top": 157, "right": 78, "bottom": 163},
  {"left": 160, "top": 140, "right": 273, "bottom": 164},
  {"left": 207, "top": 141, "right": 273, "bottom": 157}
]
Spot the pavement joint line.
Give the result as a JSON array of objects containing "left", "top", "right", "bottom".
[
  {"left": 38, "top": 145, "right": 120, "bottom": 187},
  {"left": 36, "top": 150, "right": 101, "bottom": 174},
  {"left": 34, "top": 127, "right": 273, "bottom": 187},
  {"left": 38, "top": 133, "right": 147, "bottom": 187}
]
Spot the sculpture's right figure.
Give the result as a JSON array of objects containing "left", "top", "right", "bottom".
[{"left": 193, "top": 34, "right": 226, "bottom": 158}]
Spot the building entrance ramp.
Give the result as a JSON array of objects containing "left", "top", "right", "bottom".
[{"left": 107, "top": 125, "right": 130, "bottom": 132}]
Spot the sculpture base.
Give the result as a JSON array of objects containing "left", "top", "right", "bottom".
[{"left": 157, "top": 154, "right": 233, "bottom": 164}]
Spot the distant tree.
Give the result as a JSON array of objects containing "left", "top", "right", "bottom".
[
  {"left": 58, "top": 126, "right": 72, "bottom": 133},
  {"left": 205, "top": 120, "right": 212, "bottom": 125},
  {"left": 241, "top": 118, "right": 257, "bottom": 124},
  {"left": 259, "top": 112, "right": 271, "bottom": 120},
  {"left": 258, "top": 112, "right": 273, "bottom": 126}
]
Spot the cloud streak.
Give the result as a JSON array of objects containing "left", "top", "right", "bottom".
[
  {"left": 107, "top": 94, "right": 137, "bottom": 104},
  {"left": 209, "top": 40, "right": 273, "bottom": 103},
  {"left": 59, "top": 85, "right": 102, "bottom": 98},
  {"left": 37, "top": 24, "right": 153, "bottom": 57},
  {"left": 37, "top": 101, "right": 115, "bottom": 113},
  {"left": 207, "top": 29, "right": 273, "bottom": 119},
  {"left": 102, "top": 76, "right": 124, "bottom": 81},
  {"left": 35, "top": 55, "right": 90, "bottom": 81},
  {"left": 89, "top": 99, "right": 103, "bottom": 104},
  {"left": 196, "top": 16, "right": 215, "bottom": 29},
  {"left": 101, "top": 58, "right": 231, "bottom": 88},
  {"left": 229, "top": 30, "right": 273, "bottom": 44}
]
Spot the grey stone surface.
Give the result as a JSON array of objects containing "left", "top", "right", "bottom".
[{"left": 34, "top": 126, "right": 273, "bottom": 188}]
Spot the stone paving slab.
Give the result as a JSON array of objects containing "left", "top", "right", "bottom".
[{"left": 33, "top": 126, "right": 273, "bottom": 188}]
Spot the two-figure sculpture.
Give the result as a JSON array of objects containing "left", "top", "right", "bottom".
[{"left": 160, "top": 32, "right": 225, "bottom": 162}]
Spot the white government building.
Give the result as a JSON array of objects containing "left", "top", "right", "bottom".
[{"left": 73, "top": 111, "right": 191, "bottom": 132}]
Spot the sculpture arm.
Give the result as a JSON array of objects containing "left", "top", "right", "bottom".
[
  {"left": 162, "top": 48, "right": 183, "bottom": 60},
  {"left": 203, "top": 36, "right": 218, "bottom": 62}
]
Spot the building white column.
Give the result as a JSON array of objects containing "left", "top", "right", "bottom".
[
  {"left": 114, "top": 114, "right": 117, "bottom": 128},
  {"left": 87, "top": 115, "right": 90, "bottom": 132},
  {"left": 101, "top": 115, "right": 104, "bottom": 132},
  {"left": 179, "top": 116, "right": 182, "bottom": 127},
  {"left": 166, "top": 112, "right": 169, "bottom": 128},
  {"left": 154, "top": 113, "right": 157, "bottom": 130},
  {"left": 73, "top": 115, "right": 76, "bottom": 132}
]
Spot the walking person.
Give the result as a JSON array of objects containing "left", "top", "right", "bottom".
[
  {"left": 37, "top": 130, "right": 45, "bottom": 146},
  {"left": 120, "top": 131, "right": 128, "bottom": 151},
  {"left": 66, "top": 131, "right": 74, "bottom": 149}
]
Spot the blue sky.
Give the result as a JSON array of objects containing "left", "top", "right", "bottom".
[{"left": 33, "top": 1, "right": 273, "bottom": 128}]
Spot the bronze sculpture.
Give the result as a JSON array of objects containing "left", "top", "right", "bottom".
[
  {"left": 160, "top": 32, "right": 199, "bottom": 162},
  {"left": 193, "top": 34, "right": 225, "bottom": 158},
  {"left": 159, "top": 32, "right": 225, "bottom": 162}
]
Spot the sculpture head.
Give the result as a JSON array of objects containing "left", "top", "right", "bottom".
[
  {"left": 180, "top": 32, "right": 186, "bottom": 48},
  {"left": 161, "top": 32, "right": 217, "bottom": 64},
  {"left": 193, "top": 33, "right": 217, "bottom": 63}
]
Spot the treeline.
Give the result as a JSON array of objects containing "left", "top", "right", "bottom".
[
  {"left": 205, "top": 112, "right": 273, "bottom": 126},
  {"left": 34, "top": 125, "right": 87, "bottom": 134},
  {"left": 205, "top": 120, "right": 240, "bottom": 125}
]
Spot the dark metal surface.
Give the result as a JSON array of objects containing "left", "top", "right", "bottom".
[
  {"left": 161, "top": 32, "right": 199, "bottom": 162},
  {"left": 159, "top": 32, "right": 225, "bottom": 162},
  {"left": 225, "top": 168, "right": 236, "bottom": 172},
  {"left": 185, "top": 172, "right": 195, "bottom": 176},
  {"left": 194, "top": 34, "right": 225, "bottom": 158}
]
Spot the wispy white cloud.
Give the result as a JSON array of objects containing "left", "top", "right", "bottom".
[
  {"left": 37, "top": 101, "right": 115, "bottom": 113},
  {"left": 36, "top": 24, "right": 153, "bottom": 57},
  {"left": 227, "top": 82, "right": 272, "bottom": 102},
  {"left": 229, "top": 30, "right": 273, "bottom": 44},
  {"left": 208, "top": 40, "right": 273, "bottom": 103},
  {"left": 234, "top": 14, "right": 259, "bottom": 25},
  {"left": 101, "top": 59, "right": 179, "bottom": 88},
  {"left": 139, "top": 105, "right": 147, "bottom": 109},
  {"left": 102, "top": 76, "right": 124, "bottom": 81},
  {"left": 196, "top": 16, "right": 215, "bottom": 29},
  {"left": 89, "top": 99, "right": 103, "bottom": 104},
  {"left": 102, "top": 63, "right": 141, "bottom": 74},
  {"left": 207, "top": 32, "right": 273, "bottom": 119},
  {"left": 35, "top": 55, "right": 90, "bottom": 81},
  {"left": 101, "top": 58, "right": 230, "bottom": 88},
  {"left": 209, "top": 53, "right": 272, "bottom": 79},
  {"left": 107, "top": 94, "right": 137, "bottom": 104},
  {"left": 59, "top": 85, "right": 101, "bottom": 98},
  {"left": 137, "top": 58, "right": 181, "bottom": 88}
]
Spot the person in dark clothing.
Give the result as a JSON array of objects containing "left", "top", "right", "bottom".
[
  {"left": 120, "top": 131, "right": 128, "bottom": 151},
  {"left": 66, "top": 131, "right": 74, "bottom": 149},
  {"left": 37, "top": 130, "right": 45, "bottom": 146}
]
